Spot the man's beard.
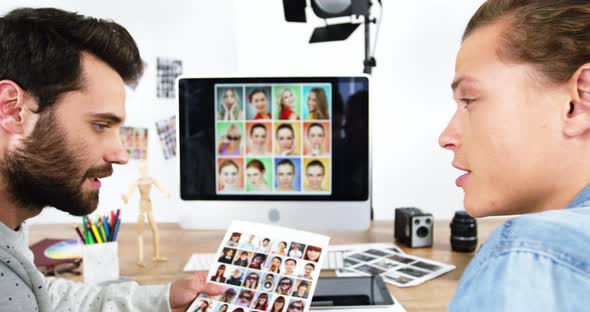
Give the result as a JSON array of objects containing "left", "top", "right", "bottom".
[{"left": 0, "top": 110, "right": 112, "bottom": 216}]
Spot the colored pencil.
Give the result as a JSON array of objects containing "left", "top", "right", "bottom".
[
  {"left": 75, "top": 226, "right": 86, "bottom": 244},
  {"left": 112, "top": 219, "right": 121, "bottom": 242},
  {"left": 91, "top": 224, "right": 103, "bottom": 244}
]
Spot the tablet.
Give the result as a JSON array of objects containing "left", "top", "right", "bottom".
[{"left": 310, "top": 276, "right": 397, "bottom": 310}]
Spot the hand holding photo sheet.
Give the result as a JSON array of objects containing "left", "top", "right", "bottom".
[{"left": 187, "top": 221, "right": 330, "bottom": 312}]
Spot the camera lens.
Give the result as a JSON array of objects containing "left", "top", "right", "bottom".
[
  {"left": 450, "top": 211, "right": 477, "bottom": 252},
  {"left": 417, "top": 226, "right": 429, "bottom": 238},
  {"left": 264, "top": 281, "right": 272, "bottom": 290}
]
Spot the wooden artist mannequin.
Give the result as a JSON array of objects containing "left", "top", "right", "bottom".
[{"left": 122, "top": 161, "right": 171, "bottom": 267}]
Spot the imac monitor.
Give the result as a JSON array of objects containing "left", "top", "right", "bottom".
[{"left": 177, "top": 76, "right": 370, "bottom": 230}]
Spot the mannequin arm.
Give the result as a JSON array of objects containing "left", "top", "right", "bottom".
[
  {"left": 121, "top": 180, "right": 138, "bottom": 204},
  {"left": 152, "top": 178, "right": 172, "bottom": 198}
]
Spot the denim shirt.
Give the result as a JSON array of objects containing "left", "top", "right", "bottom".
[{"left": 449, "top": 186, "right": 590, "bottom": 311}]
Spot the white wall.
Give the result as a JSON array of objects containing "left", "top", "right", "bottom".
[{"left": 1, "top": 0, "right": 486, "bottom": 224}]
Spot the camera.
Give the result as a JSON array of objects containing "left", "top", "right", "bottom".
[{"left": 394, "top": 207, "right": 433, "bottom": 248}]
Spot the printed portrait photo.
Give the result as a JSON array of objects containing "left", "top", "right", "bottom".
[
  {"left": 303, "top": 245, "right": 322, "bottom": 263},
  {"left": 296, "top": 262, "right": 316, "bottom": 280},
  {"left": 271, "top": 241, "right": 290, "bottom": 257},
  {"left": 238, "top": 234, "right": 259, "bottom": 251},
  {"left": 226, "top": 232, "right": 242, "bottom": 248},
  {"left": 287, "top": 242, "right": 306, "bottom": 259},
  {"left": 265, "top": 255, "right": 283, "bottom": 274},
  {"left": 292, "top": 279, "right": 312, "bottom": 299},
  {"left": 233, "top": 250, "right": 253, "bottom": 267},
  {"left": 217, "top": 247, "right": 237, "bottom": 264},
  {"left": 251, "top": 292, "right": 273, "bottom": 311}
]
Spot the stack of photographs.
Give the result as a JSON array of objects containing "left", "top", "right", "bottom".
[
  {"left": 187, "top": 221, "right": 330, "bottom": 312},
  {"left": 335, "top": 246, "right": 455, "bottom": 288}
]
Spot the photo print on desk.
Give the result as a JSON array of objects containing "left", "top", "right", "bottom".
[
  {"left": 187, "top": 221, "right": 330, "bottom": 312},
  {"left": 335, "top": 245, "right": 455, "bottom": 288},
  {"left": 156, "top": 57, "right": 183, "bottom": 98},
  {"left": 120, "top": 126, "right": 148, "bottom": 160}
]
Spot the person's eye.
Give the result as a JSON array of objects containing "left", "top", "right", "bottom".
[
  {"left": 93, "top": 123, "right": 109, "bottom": 132},
  {"left": 461, "top": 98, "right": 476, "bottom": 108}
]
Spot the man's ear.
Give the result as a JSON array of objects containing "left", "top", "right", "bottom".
[
  {"left": 563, "top": 64, "right": 590, "bottom": 137},
  {"left": 0, "top": 80, "right": 28, "bottom": 134}
]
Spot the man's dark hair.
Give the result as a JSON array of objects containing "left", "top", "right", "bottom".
[{"left": 0, "top": 7, "right": 143, "bottom": 113}]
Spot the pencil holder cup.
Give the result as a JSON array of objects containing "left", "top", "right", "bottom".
[{"left": 83, "top": 242, "right": 120, "bottom": 284}]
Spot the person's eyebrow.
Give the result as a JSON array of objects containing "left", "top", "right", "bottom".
[
  {"left": 87, "top": 113, "right": 124, "bottom": 125},
  {"left": 451, "top": 76, "right": 478, "bottom": 92}
]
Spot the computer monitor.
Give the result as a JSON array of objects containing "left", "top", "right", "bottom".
[{"left": 177, "top": 75, "right": 371, "bottom": 230}]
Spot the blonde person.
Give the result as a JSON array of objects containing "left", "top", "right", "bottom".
[
  {"left": 218, "top": 160, "right": 241, "bottom": 192},
  {"left": 246, "top": 159, "right": 271, "bottom": 191},
  {"left": 218, "top": 88, "right": 244, "bottom": 120},
  {"left": 218, "top": 124, "right": 243, "bottom": 156},
  {"left": 306, "top": 87, "right": 329, "bottom": 120},
  {"left": 248, "top": 123, "right": 270, "bottom": 155},
  {"left": 440, "top": 1, "right": 590, "bottom": 311},
  {"left": 278, "top": 88, "right": 300, "bottom": 120},
  {"left": 305, "top": 123, "right": 328, "bottom": 156}
]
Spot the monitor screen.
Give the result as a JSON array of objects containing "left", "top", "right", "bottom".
[{"left": 178, "top": 76, "right": 369, "bottom": 201}]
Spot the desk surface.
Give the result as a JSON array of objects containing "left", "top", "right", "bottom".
[{"left": 28, "top": 219, "right": 505, "bottom": 312}]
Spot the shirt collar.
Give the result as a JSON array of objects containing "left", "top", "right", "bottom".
[{"left": 567, "top": 184, "right": 590, "bottom": 208}]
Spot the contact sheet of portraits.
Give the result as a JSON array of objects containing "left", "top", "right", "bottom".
[
  {"left": 187, "top": 221, "right": 330, "bottom": 312},
  {"left": 214, "top": 83, "right": 333, "bottom": 195}
]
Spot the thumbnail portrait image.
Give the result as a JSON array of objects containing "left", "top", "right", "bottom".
[
  {"left": 238, "top": 233, "right": 259, "bottom": 251},
  {"left": 273, "top": 85, "right": 302, "bottom": 120},
  {"left": 302, "top": 84, "right": 331, "bottom": 120},
  {"left": 274, "top": 122, "right": 302, "bottom": 156},
  {"left": 216, "top": 86, "right": 245, "bottom": 121},
  {"left": 303, "top": 121, "right": 331, "bottom": 156},
  {"left": 274, "top": 158, "right": 302, "bottom": 192},
  {"left": 217, "top": 158, "right": 244, "bottom": 193},
  {"left": 245, "top": 158, "right": 273, "bottom": 192},
  {"left": 217, "top": 122, "right": 245, "bottom": 156},
  {"left": 245, "top": 86, "right": 272, "bottom": 120},
  {"left": 303, "top": 158, "right": 331, "bottom": 192},
  {"left": 245, "top": 122, "right": 272, "bottom": 156}
]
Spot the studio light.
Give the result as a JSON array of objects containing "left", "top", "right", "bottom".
[{"left": 282, "top": 0, "right": 382, "bottom": 74}]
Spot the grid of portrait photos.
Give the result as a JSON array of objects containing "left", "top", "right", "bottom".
[
  {"left": 155, "top": 115, "right": 177, "bottom": 160},
  {"left": 214, "top": 83, "right": 333, "bottom": 196},
  {"left": 335, "top": 246, "right": 455, "bottom": 288},
  {"left": 120, "top": 126, "right": 148, "bottom": 160},
  {"left": 186, "top": 221, "right": 330, "bottom": 312}
]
